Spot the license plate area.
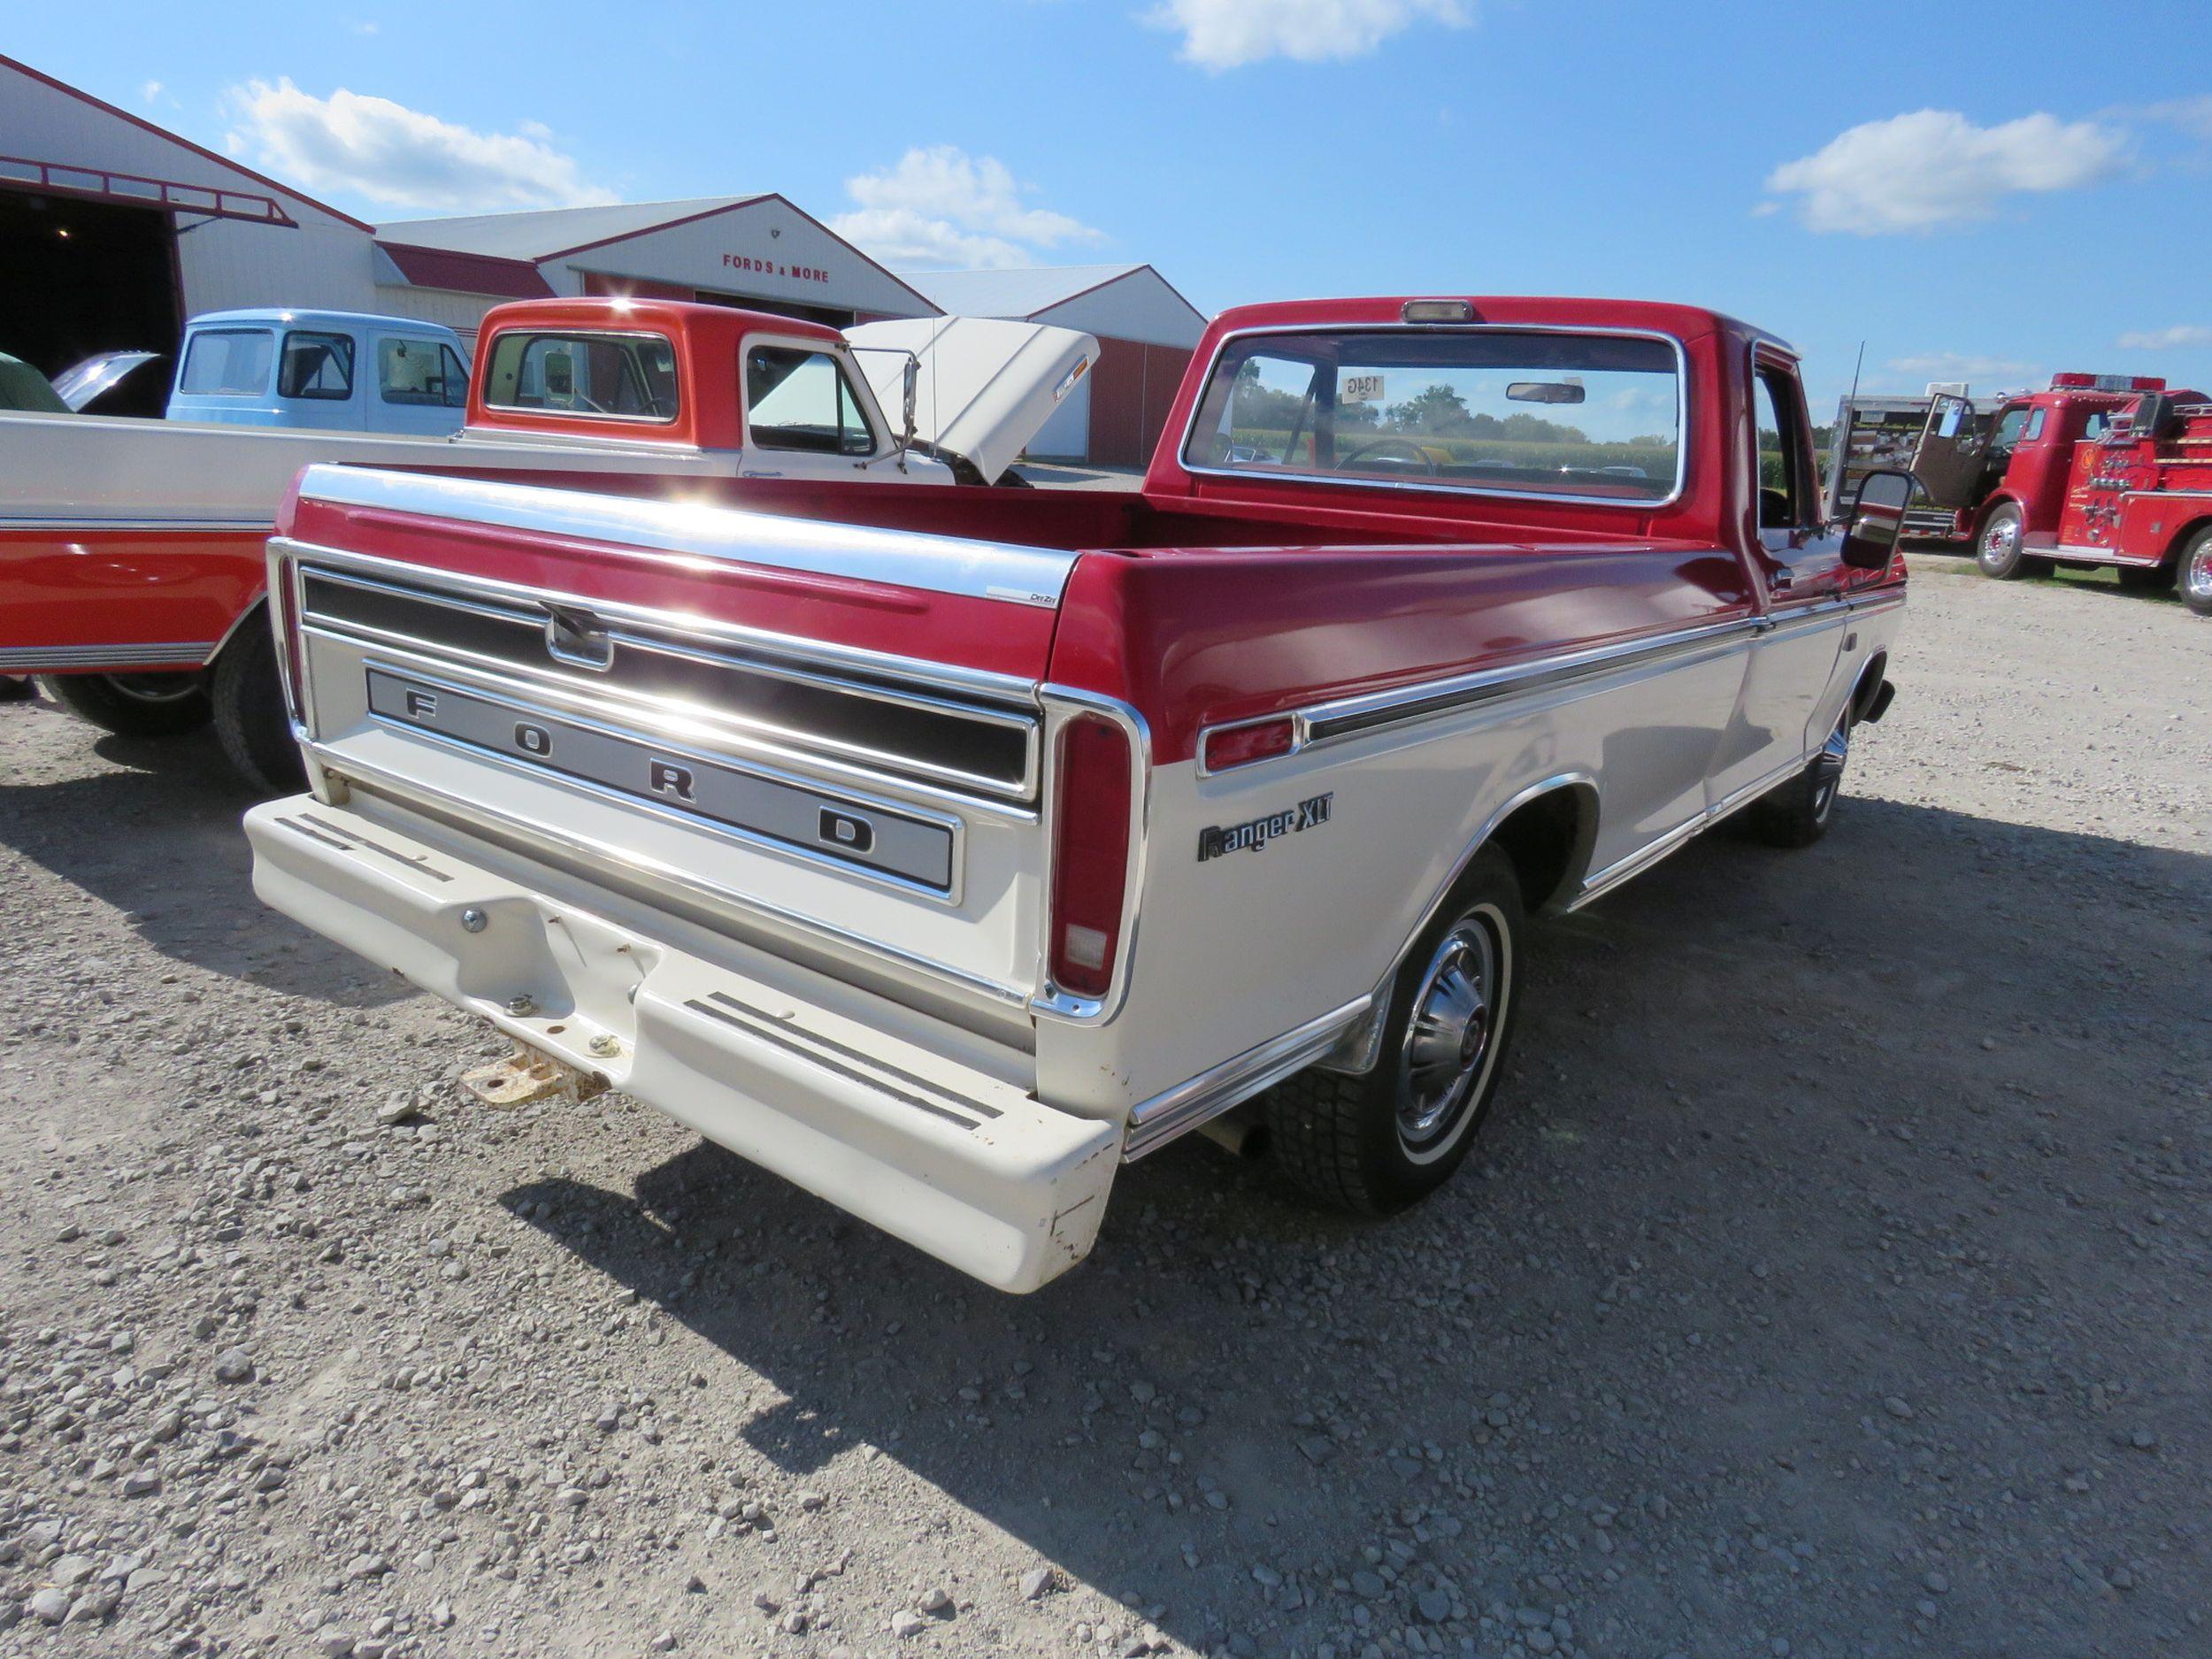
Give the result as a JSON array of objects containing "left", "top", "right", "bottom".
[{"left": 365, "top": 664, "right": 958, "bottom": 897}]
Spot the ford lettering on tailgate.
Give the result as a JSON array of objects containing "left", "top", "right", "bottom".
[{"left": 365, "top": 667, "right": 956, "bottom": 893}]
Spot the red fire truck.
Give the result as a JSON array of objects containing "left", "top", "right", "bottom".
[{"left": 1911, "top": 372, "right": 2212, "bottom": 614}]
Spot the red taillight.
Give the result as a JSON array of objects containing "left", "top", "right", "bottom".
[
  {"left": 1201, "top": 716, "right": 1295, "bottom": 773},
  {"left": 1048, "top": 716, "right": 1133, "bottom": 999}
]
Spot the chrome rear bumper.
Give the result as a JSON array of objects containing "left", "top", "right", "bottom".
[{"left": 245, "top": 795, "right": 1117, "bottom": 1292}]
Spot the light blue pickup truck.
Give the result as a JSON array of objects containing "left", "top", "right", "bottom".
[{"left": 167, "top": 309, "right": 471, "bottom": 434}]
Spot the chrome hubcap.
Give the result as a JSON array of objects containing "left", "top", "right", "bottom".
[
  {"left": 1811, "top": 716, "right": 1850, "bottom": 821},
  {"left": 1397, "top": 918, "right": 1498, "bottom": 1147},
  {"left": 2189, "top": 546, "right": 2212, "bottom": 602},
  {"left": 1981, "top": 518, "right": 2017, "bottom": 565}
]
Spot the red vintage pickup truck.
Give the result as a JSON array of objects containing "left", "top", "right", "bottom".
[
  {"left": 0, "top": 298, "right": 1093, "bottom": 782},
  {"left": 244, "top": 293, "right": 1909, "bottom": 1290}
]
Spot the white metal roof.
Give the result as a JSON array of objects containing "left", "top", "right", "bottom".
[{"left": 375, "top": 197, "right": 766, "bottom": 259}]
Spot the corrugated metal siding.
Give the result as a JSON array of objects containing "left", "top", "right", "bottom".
[
  {"left": 1032, "top": 271, "right": 1204, "bottom": 350},
  {"left": 371, "top": 285, "right": 498, "bottom": 344},
  {"left": 178, "top": 216, "right": 378, "bottom": 317},
  {"left": 1084, "top": 338, "right": 1194, "bottom": 467}
]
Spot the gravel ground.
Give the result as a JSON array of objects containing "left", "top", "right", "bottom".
[{"left": 1, "top": 553, "right": 2208, "bottom": 1659}]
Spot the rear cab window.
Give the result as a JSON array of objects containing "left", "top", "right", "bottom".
[
  {"left": 483, "top": 330, "right": 680, "bottom": 421},
  {"left": 1184, "top": 327, "right": 1683, "bottom": 503},
  {"left": 280, "top": 332, "right": 357, "bottom": 401},
  {"left": 745, "top": 344, "right": 876, "bottom": 456},
  {"left": 378, "top": 337, "right": 469, "bottom": 407},
  {"left": 177, "top": 329, "right": 274, "bottom": 397}
]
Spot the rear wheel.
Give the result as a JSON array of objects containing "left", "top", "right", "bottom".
[
  {"left": 1749, "top": 710, "right": 1850, "bottom": 849},
  {"left": 211, "top": 619, "right": 305, "bottom": 794},
  {"left": 1265, "top": 844, "right": 1523, "bottom": 1213},
  {"left": 2177, "top": 526, "right": 2212, "bottom": 618},
  {"left": 35, "top": 671, "right": 211, "bottom": 737},
  {"left": 1975, "top": 503, "right": 2048, "bottom": 580}
]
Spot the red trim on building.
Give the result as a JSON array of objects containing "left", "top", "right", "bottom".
[
  {"left": 379, "top": 242, "right": 553, "bottom": 299},
  {"left": 0, "top": 53, "right": 374, "bottom": 231}
]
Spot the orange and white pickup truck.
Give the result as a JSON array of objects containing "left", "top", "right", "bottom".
[
  {"left": 0, "top": 298, "right": 1094, "bottom": 783},
  {"left": 244, "top": 293, "right": 1909, "bottom": 1291}
]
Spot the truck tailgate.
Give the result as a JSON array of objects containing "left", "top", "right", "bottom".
[{"left": 275, "top": 465, "right": 1076, "bottom": 1028}]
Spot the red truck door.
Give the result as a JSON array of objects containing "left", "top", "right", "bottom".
[{"left": 1709, "top": 351, "right": 1852, "bottom": 809}]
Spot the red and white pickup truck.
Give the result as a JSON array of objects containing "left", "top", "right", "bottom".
[
  {"left": 242, "top": 294, "right": 1909, "bottom": 1291},
  {"left": 0, "top": 298, "right": 1094, "bottom": 782}
]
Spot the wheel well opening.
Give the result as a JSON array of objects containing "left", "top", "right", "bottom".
[
  {"left": 2166, "top": 516, "right": 2212, "bottom": 566},
  {"left": 1488, "top": 785, "right": 1596, "bottom": 913}
]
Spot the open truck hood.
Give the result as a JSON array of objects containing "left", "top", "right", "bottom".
[{"left": 847, "top": 317, "right": 1096, "bottom": 486}]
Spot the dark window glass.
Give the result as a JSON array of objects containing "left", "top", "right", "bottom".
[{"left": 280, "top": 331, "right": 356, "bottom": 400}]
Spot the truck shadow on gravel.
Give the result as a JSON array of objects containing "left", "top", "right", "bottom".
[
  {"left": 494, "top": 793, "right": 2210, "bottom": 1657},
  {"left": 0, "top": 710, "right": 410, "bottom": 1005}
]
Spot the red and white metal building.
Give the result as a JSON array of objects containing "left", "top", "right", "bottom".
[
  {"left": 371, "top": 196, "right": 942, "bottom": 342},
  {"left": 1, "top": 54, "right": 1209, "bottom": 465},
  {"left": 896, "top": 265, "right": 1207, "bottom": 465},
  {"left": 0, "top": 53, "right": 380, "bottom": 377}
]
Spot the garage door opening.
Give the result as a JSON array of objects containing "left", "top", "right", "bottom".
[{"left": 0, "top": 189, "right": 180, "bottom": 382}]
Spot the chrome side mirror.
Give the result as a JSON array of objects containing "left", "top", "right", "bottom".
[
  {"left": 1841, "top": 468, "right": 1912, "bottom": 571},
  {"left": 901, "top": 357, "right": 918, "bottom": 451}
]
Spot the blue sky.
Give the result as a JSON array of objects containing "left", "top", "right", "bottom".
[{"left": 15, "top": 0, "right": 2212, "bottom": 413}]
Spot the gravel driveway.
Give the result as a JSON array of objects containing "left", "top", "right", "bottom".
[{"left": 2, "top": 554, "right": 2207, "bottom": 1659}]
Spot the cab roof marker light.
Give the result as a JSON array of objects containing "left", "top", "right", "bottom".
[{"left": 1402, "top": 299, "right": 1475, "bottom": 324}]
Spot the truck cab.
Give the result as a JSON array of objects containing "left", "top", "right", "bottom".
[{"left": 168, "top": 309, "right": 472, "bottom": 435}]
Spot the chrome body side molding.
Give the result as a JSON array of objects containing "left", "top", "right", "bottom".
[
  {"left": 293, "top": 465, "right": 1081, "bottom": 608},
  {"left": 0, "top": 641, "right": 215, "bottom": 671},
  {"left": 1121, "top": 995, "right": 1372, "bottom": 1161}
]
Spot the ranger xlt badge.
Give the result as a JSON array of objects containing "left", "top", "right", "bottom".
[{"left": 1197, "top": 793, "right": 1333, "bottom": 861}]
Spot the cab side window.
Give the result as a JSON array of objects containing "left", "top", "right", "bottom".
[
  {"left": 280, "top": 332, "right": 355, "bottom": 401},
  {"left": 1989, "top": 405, "right": 2030, "bottom": 450},
  {"left": 378, "top": 337, "right": 467, "bottom": 407},
  {"left": 746, "top": 347, "right": 874, "bottom": 456},
  {"left": 1753, "top": 364, "right": 1813, "bottom": 532}
]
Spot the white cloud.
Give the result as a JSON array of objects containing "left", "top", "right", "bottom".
[
  {"left": 1147, "top": 0, "right": 1469, "bottom": 71},
  {"left": 1764, "top": 109, "right": 2126, "bottom": 234},
  {"left": 2131, "top": 95, "right": 2212, "bottom": 140},
  {"left": 828, "top": 145, "right": 1102, "bottom": 269},
  {"left": 141, "top": 80, "right": 163, "bottom": 104},
  {"left": 223, "top": 77, "right": 614, "bottom": 212},
  {"left": 1886, "top": 352, "right": 2039, "bottom": 385},
  {"left": 2117, "top": 324, "right": 2212, "bottom": 349}
]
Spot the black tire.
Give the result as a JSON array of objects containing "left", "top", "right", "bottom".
[
  {"left": 1748, "top": 710, "right": 1850, "bottom": 849},
  {"left": 2177, "top": 526, "right": 2212, "bottom": 618},
  {"left": 211, "top": 618, "right": 305, "bottom": 794},
  {"left": 2116, "top": 563, "right": 2167, "bottom": 593},
  {"left": 35, "top": 671, "right": 210, "bottom": 737},
  {"left": 1974, "top": 503, "right": 2041, "bottom": 580},
  {"left": 1265, "top": 843, "right": 1524, "bottom": 1214}
]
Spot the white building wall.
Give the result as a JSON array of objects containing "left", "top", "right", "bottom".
[
  {"left": 1, "top": 60, "right": 380, "bottom": 318},
  {"left": 1028, "top": 374, "right": 1091, "bottom": 459},
  {"left": 371, "top": 284, "right": 498, "bottom": 343},
  {"left": 1035, "top": 272, "right": 1204, "bottom": 349},
  {"left": 539, "top": 196, "right": 935, "bottom": 318},
  {"left": 178, "top": 216, "right": 378, "bottom": 316}
]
